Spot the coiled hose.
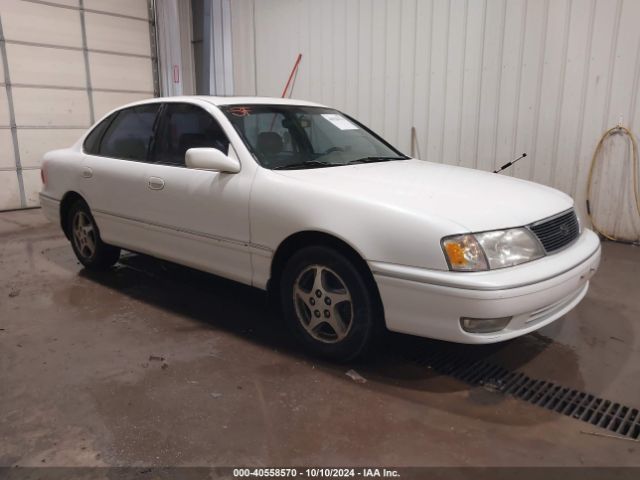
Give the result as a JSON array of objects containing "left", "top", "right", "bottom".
[{"left": 586, "top": 125, "right": 640, "bottom": 243}]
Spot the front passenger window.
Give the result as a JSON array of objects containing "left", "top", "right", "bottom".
[
  {"left": 154, "top": 103, "right": 230, "bottom": 166},
  {"left": 99, "top": 104, "right": 160, "bottom": 161}
]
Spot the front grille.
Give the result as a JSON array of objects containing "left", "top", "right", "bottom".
[{"left": 529, "top": 209, "right": 579, "bottom": 253}]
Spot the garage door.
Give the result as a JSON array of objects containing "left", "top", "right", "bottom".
[{"left": 0, "top": 0, "right": 158, "bottom": 211}]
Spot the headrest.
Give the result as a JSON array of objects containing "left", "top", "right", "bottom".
[
  {"left": 257, "top": 132, "right": 283, "bottom": 155},
  {"left": 179, "top": 133, "right": 209, "bottom": 152},
  {"left": 114, "top": 137, "right": 146, "bottom": 160}
]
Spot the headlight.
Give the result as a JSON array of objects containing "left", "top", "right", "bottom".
[
  {"left": 442, "top": 228, "right": 544, "bottom": 271},
  {"left": 475, "top": 228, "right": 544, "bottom": 269}
]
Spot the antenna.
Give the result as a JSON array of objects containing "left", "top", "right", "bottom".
[{"left": 493, "top": 153, "right": 527, "bottom": 174}]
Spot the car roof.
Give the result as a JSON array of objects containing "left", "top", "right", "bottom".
[
  {"left": 117, "top": 95, "right": 327, "bottom": 109},
  {"left": 201, "top": 96, "right": 327, "bottom": 107}
]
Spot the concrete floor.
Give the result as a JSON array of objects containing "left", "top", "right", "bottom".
[{"left": 1, "top": 209, "right": 639, "bottom": 467}]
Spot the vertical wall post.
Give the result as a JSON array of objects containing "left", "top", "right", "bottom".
[
  {"left": 0, "top": 15, "right": 26, "bottom": 208},
  {"left": 155, "top": 0, "right": 185, "bottom": 96},
  {"left": 195, "top": 0, "right": 234, "bottom": 96},
  {"left": 148, "top": 0, "right": 161, "bottom": 97},
  {"left": 78, "top": 0, "right": 95, "bottom": 124},
  {"left": 201, "top": 0, "right": 212, "bottom": 94}
]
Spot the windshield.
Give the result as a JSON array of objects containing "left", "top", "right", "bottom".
[{"left": 221, "top": 105, "right": 408, "bottom": 170}]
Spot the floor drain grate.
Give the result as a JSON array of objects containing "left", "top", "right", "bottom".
[{"left": 407, "top": 351, "right": 640, "bottom": 440}]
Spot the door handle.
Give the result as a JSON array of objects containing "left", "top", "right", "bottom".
[
  {"left": 148, "top": 176, "right": 165, "bottom": 190},
  {"left": 81, "top": 166, "right": 93, "bottom": 178}
]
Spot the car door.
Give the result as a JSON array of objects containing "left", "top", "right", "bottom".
[
  {"left": 137, "top": 102, "right": 253, "bottom": 285},
  {"left": 81, "top": 103, "right": 161, "bottom": 251}
]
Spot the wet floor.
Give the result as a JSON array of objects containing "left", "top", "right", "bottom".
[{"left": 1, "top": 209, "right": 639, "bottom": 466}]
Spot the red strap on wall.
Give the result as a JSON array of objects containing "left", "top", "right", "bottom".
[{"left": 281, "top": 53, "right": 302, "bottom": 98}]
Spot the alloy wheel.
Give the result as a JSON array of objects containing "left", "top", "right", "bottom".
[
  {"left": 292, "top": 265, "right": 354, "bottom": 343},
  {"left": 72, "top": 211, "right": 97, "bottom": 260}
]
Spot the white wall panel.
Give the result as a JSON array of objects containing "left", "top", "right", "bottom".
[
  {"left": 410, "top": 0, "right": 431, "bottom": 160},
  {"left": 395, "top": 0, "right": 418, "bottom": 152},
  {"left": 92, "top": 91, "right": 151, "bottom": 119},
  {"left": 21, "top": 168, "right": 42, "bottom": 207},
  {"left": 439, "top": 0, "right": 465, "bottom": 166},
  {"left": 0, "top": 90, "right": 9, "bottom": 126},
  {"left": 231, "top": 0, "right": 640, "bottom": 240},
  {"left": 229, "top": 0, "right": 256, "bottom": 96},
  {"left": 17, "top": 129, "right": 85, "bottom": 168},
  {"left": 495, "top": 0, "right": 526, "bottom": 174},
  {"left": 11, "top": 87, "right": 89, "bottom": 126},
  {"left": 231, "top": 0, "right": 254, "bottom": 94},
  {"left": 382, "top": 0, "right": 401, "bottom": 145},
  {"left": 0, "top": 171, "right": 21, "bottom": 211},
  {"left": 529, "top": 0, "right": 567, "bottom": 186},
  {"left": 344, "top": 0, "right": 360, "bottom": 117},
  {"left": 553, "top": 0, "right": 593, "bottom": 195},
  {"left": 0, "top": 130, "right": 15, "bottom": 169},
  {"left": 457, "top": 0, "right": 483, "bottom": 170},
  {"left": 369, "top": 0, "right": 387, "bottom": 135},
  {"left": 571, "top": 0, "right": 620, "bottom": 221},
  {"left": 0, "top": 0, "right": 156, "bottom": 210},
  {"left": 1, "top": 0, "right": 82, "bottom": 47},
  {"left": 84, "top": 0, "right": 148, "bottom": 19},
  {"left": 88, "top": 52, "right": 153, "bottom": 92},
  {"left": 6, "top": 44, "right": 85, "bottom": 88},
  {"left": 45, "top": 1, "right": 79, "bottom": 6},
  {"left": 474, "top": 0, "right": 506, "bottom": 173},
  {"left": 85, "top": 12, "right": 151, "bottom": 56}
]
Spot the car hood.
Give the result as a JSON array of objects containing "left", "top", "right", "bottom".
[{"left": 273, "top": 159, "right": 574, "bottom": 232}]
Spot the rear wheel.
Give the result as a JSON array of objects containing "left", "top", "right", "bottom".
[
  {"left": 67, "top": 200, "right": 120, "bottom": 270},
  {"left": 280, "top": 246, "right": 382, "bottom": 361}
]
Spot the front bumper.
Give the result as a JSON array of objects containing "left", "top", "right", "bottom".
[{"left": 371, "top": 229, "right": 601, "bottom": 343}]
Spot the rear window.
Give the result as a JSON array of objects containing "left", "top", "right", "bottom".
[{"left": 83, "top": 113, "right": 116, "bottom": 155}]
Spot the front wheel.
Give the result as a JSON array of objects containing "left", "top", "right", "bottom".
[
  {"left": 67, "top": 199, "right": 120, "bottom": 270},
  {"left": 280, "top": 246, "right": 382, "bottom": 361}
]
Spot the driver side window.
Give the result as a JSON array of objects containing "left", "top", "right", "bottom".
[{"left": 153, "top": 103, "right": 230, "bottom": 166}]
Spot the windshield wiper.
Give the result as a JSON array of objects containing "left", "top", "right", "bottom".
[
  {"left": 345, "top": 156, "right": 408, "bottom": 165},
  {"left": 273, "top": 161, "right": 335, "bottom": 170},
  {"left": 273, "top": 156, "right": 408, "bottom": 170}
]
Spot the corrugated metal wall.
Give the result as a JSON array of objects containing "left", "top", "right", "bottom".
[{"left": 231, "top": 0, "right": 640, "bottom": 240}]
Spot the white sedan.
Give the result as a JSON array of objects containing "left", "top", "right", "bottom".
[{"left": 40, "top": 96, "right": 601, "bottom": 360}]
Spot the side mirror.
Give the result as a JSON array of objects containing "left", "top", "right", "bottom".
[{"left": 185, "top": 148, "right": 240, "bottom": 173}]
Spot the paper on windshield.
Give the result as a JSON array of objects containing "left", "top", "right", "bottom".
[{"left": 321, "top": 114, "right": 359, "bottom": 130}]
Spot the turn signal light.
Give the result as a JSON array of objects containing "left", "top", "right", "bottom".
[
  {"left": 441, "top": 234, "right": 488, "bottom": 271},
  {"left": 444, "top": 242, "right": 465, "bottom": 266}
]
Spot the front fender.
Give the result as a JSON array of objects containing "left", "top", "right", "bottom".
[{"left": 249, "top": 169, "right": 464, "bottom": 288}]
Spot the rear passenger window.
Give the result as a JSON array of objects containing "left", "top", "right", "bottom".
[
  {"left": 83, "top": 113, "right": 115, "bottom": 155},
  {"left": 99, "top": 104, "right": 160, "bottom": 161},
  {"left": 154, "top": 103, "right": 230, "bottom": 166}
]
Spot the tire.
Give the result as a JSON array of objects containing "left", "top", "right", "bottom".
[
  {"left": 280, "top": 245, "right": 382, "bottom": 361},
  {"left": 67, "top": 199, "right": 120, "bottom": 270}
]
